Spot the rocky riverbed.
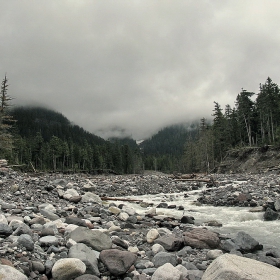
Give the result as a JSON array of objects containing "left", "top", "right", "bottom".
[{"left": 0, "top": 168, "right": 280, "bottom": 280}]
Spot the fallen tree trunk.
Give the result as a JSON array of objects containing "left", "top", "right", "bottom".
[{"left": 101, "top": 197, "right": 143, "bottom": 202}]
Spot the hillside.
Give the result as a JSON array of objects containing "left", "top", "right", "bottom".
[
  {"left": 217, "top": 146, "right": 280, "bottom": 173},
  {"left": 7, "top": 106, "right": 142, "bottom": 174},
  {"left": 11, "top": 106, "right": 106, "bottom": 146}
]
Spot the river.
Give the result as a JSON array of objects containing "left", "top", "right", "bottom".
[{"left": 118, "top": 183, "right": 280, "bottom": 250}]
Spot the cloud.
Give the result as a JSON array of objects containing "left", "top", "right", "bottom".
[{"left": 1, "top": 0, "right": 280, "bottom": 139}]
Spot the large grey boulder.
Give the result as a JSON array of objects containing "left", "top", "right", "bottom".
[
  {"left": 99, "top": 249, "right": 137, "bottom": 276},
  {"left": 69, "top": 227, "right": 112, "bottom": 251},
  {"left": 233, "top": 231, "right": 263, "bottom": 253},
  {"left": 202, "top": 253, "right": 280, "bottom": 280},
  {"left": 0, "top": 264, "right": 28, "bottom": 280},
  {"left": 68, "top": 243, "right": 99, "bottom": 276}
]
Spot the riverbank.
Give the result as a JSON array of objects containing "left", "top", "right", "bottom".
[{"left": 0, "top": 168, "right": 280, "bottom": 279}]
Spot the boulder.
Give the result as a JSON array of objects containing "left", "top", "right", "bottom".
[
  {"left": 233, "top": 231, "right": 263, "bottom": 253},
  {"left": 0, "top": 264, "right": 28, "bottom": 280},
  {"left": 81, "top": 192, "right": 102, "bottom": 204},
  {"left": 63, "top": 188, "right": 79, "bottom": 200},
  {"left": 68, "top": 243, "right": 99, "bottom": 276},
  {"left": 17, "top": 234, "right": 34, "bottom": 251},
  {"left": 69, "top": 227, "right": 112, "bottom": 251},
  {"left": 0, "top": 224, "right": 13, "bottom": 237},
  {"left": 152, "top": 252, "right": 177, "bottom": 268},
  {"left": 154, "top": 234, "right": 183, "bottom": 251},
  {"left": 99, "top": 249, "right": 137, "bottom": 276},
  {"left": 183, "top": 228, "right": 220, "bottom": 249},
  {"left": 147, "top": 229, "right": 159, "bottom": 243},
  {"left": 202, "top": 253, "right": 280, "bottom": 280},
  {"left": 180, "top": 215, "right": 194, "bottom": 224},
  {"left": 151, "top": 263, "right": 183, "bottom": 280},
  {"left": 52, "top": 258, "right": 86, "bottom": 280},
  {"left": 264, "top": 207, "right": 279, "bottom": 221}
]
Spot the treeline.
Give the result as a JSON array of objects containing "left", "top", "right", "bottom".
[
  {"left": 183, "top": 77, "right": 280, "bottom": 173},
  {"left": 2, "top": 105, "right": 143, "bottom": 174},
  {"left": 140, "top": 124, "right": 197, "bottom": 173}
]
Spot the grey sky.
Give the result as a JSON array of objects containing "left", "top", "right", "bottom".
[{"left": 1, "top": 1, "right": 280, "bottom": 139}]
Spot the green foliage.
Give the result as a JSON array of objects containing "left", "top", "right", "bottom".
[
  {"left": 183, "top": 77, "right": 280, "bottom": 173},
  {"left": 9, "top": 106, "right": 143, "bottom": 174}
]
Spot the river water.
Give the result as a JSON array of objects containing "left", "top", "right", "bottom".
[{"left": 119, "top": 185, "right": 280, "bottom": 250}]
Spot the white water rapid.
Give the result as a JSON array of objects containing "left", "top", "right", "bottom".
[{"left": 118, "top": 185, "right": 280, "bottom": 250}]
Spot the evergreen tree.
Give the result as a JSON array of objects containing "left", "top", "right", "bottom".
[
  {"left": 256, "top": 77, "right": 280, "bottom": 144},
  {"left": 235, "top": 89, "right": 255, "bottom": 146},
  {"left": 0, "top": 75, "right": 15, "bottom": 157}
]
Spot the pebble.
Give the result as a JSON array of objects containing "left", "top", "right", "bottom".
[{"left": 0, "top": 169, "right": 278, "bottom": 279}]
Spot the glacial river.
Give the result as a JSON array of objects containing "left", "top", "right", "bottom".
[{"left": 119, "top": 186, "right": 280, "bottom": 250}]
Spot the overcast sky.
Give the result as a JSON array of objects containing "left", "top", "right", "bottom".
[{"left": 1, "top": 1, "right": 280, "bottom": 139}]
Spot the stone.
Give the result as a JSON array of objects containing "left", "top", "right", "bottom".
[
  {"left": 183, "top": 228, "right": 220, "bottom": 249},
  {"left": 122, "top": 205, "right": 136, "bottom": 216},
  {"left": 38, "top": 203, "right": 56, "bottom": 213},
  {"left": 32, "top": 261, "right": 45, "bottom": 273},
  {"left": 180, "top": 215, "right": 194, "bottom": 224},
  {"left": 17, "top": 234, "right": 34, "bottom": 251},
  {"left": 202, "top": 253, "right": 280, "bottom": 280},
  {"left": 0, "top": 214, "right": 8, "bottom": 224},
  {"left": 206, "top": 249, "right": 223, "bottom": 260},
  {"left": 65, "top": 216, "right": 88, "bottom": 227},
  {"left": 40, "top": 208, "right": 60, "bottom": 221},
  {"left": 175, "top": 264, "right": 188, "bottom": 278},
  {"left": 152, "top": 244, "right": 165, "bottom": 255},
  {"left": 0, "top": 264, "right": 28, "bottom": 280},
  {"left": 12, "top": 223, "right": 33, "bottom": 236},
  {"left": 75, "top": 275, "right": 101, "bottom": 280},
  {"left": 151, "top": 263, "right": 183, "bottom": 280},
  {"left": 69, "top": 196, "right": 82, "bottom": 203},
  {"left": 274, "top": 198, "right": 280, "bottom": 211},
  {"left": 264, "top": 207, "right": 279, "bottom": 221},
  {"left": 233, "top": 231, "right": 263, "bottom": 253},
  {"left": 63, "top": 188, "right": 80, "bottom": 200},
  {"left": 0, "top": 224, "right": 13, "bottom": 237},
  {"left": 39, "top": 236, "right": 59, "bottom": 247},
  {"left": 111, "top": 236, "right": 129, "bottom": 249},
  {"left": 81, "top": 192, "right": 102, "bottom": 204},
  {"left": 68, "top": 243, "right": 99, "bottom": 276},
  {"left": 147, "top": 228, "right": 159, "bottom": 243},
  {"left": 52, "top": 258, "right": 86, "bottom": 280},
  {"left": 82, "top": 183, "right": 96, "bottom": 192},
  {"left": 152, "top": 252, "right": 177, "bottom": 268},
  {"left": 100, "top": 249, "right": 137, "bottom": 276},
  {"left": 119, "top": 212, "right": 129, "bottom": 221},
  {"left": 154, "top": 234, "right": 184, "bottom": 251},
  {"left": 69, "top": 227, "right": 112, "bottom": 251},
  {"left": 108, "top": 206, "right": 121, "bottom": 215}
]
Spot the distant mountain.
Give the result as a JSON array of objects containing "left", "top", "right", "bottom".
[
  {"left": 109, "top": 136, "right": 139, "bottom": 150},
  {"left": 139, "top": 123, "right": 199, "bottom": 173},
  {"left": 140, "top": 123, "right": 198, "bottom": 156},
  {"left": 11, "top": 106, "right": 106, "bottom": 146}
]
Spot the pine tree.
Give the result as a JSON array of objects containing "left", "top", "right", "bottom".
[
  {"left": 256, "top": 77, "right": 280, "bottom": 144},
  {"left": 0, "top": 75, "right": 15, "bottom": 157}
]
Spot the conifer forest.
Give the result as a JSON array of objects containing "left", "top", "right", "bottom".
[{"left": 1, "top": 76, "right": 280, "bottom": 174}]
